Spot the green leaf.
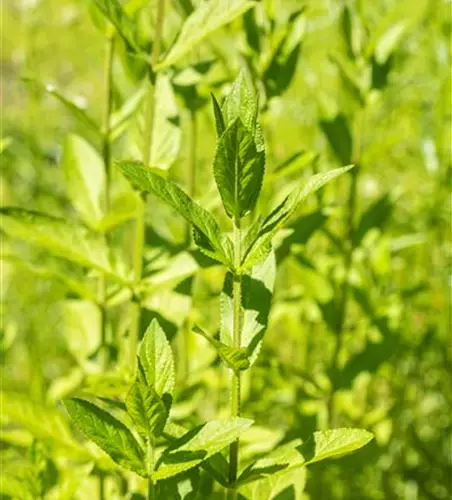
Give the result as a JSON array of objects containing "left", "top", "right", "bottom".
[
  {"left": 319, "top": 114, "right": 353, "bottom": 165},
  {"left": 126, "top": 360, "right": 169, "bottom": 439},
  {"left": 211, "top": 93, "right": 226, "bottom": 137},
  {"left": 63, "top": 398, "right": 146, "bottom": 476},
  {"left": 213, "top": 118, "right": 265, "bottom": 219},
  {"left": 237, "top": 439, "right": 304, "bottom": 487},
  {"left": 154, "top": 418, "right": 253, "bottom": 480},
  {"left": 117, "top": 161, "right": 233, "bottom": 266},
  {"left": 263, "top": 9, "right": 305, "bottom": 98},
  {"left": 157, "top": 0, "right": 256, "bottom": 69},
  {"left": 93, "top": 0, "right": 140, "bottom": 52},
  {"left": 374, "top": 21, "right": 407, "bottom": 64},
  {"left": 354, "top": 193, "right": 393, "bottom": 245},
  {"left": 62, "top": 134, "right": 105, "bottom": 228},
  {"left": 221, "top": 250, "right": 276, "bottom": 365},
  {"left": 148, "top": 75, "right": 181, "bottom": 170},
  {"left": 110, "top": 85, "right": 146, "bottom": 142},
  {"left": 58, "top": 300, "right": 101, "bottom": 364},
  {"left": 192, "top": 325, "right": 250, "bottom": 373},
  {"left": 297, "top": 428, "right": 374, "bottom": 465},
  {"left": 138, "top": 319, "right": 175, "bottom": 399},
  {"left": 22, "top": 78, "right": 100, "bottom": 138},
  {"left": 241, "top": 166, "right": 353, "bottom": 269},
  {"left": 0, "top": 208, "right": 129, "bottom": 284}
]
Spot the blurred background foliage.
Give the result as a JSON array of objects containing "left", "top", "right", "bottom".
[{"left": 1, "top": 0, "right": 451, "bottom": 499}]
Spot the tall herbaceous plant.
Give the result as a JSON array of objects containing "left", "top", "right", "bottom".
[{"left": 0, "top": 1, "right": 378, "bottom": 499}]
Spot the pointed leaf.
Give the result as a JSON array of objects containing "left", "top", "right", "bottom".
[
  {"left": 126, "top": 360, "right": 169, "bottom": 439},
  {"left": 213, "top": 118, "right": 265, "bottom": 218},
  {"left": 221, "top": 250, "right": 275, "bottom": 364},
  {"left": 354, "top": 193, "right": 393, "bottom": 245},
  {"left": 211, "top": 93, "right": 226, "bottom": 137},
  {"left": 117, "top": 161, "right": 233, "bottom": 266},
  {"left": 157, "top": 0, "right": 256, "bottom": 69},
  {"left": 93, "top": 0, "right": 140, "bottom": 52},
  {"left": 63, "top": 398, "right": 146, "bottom": 476},
  {"left": 62, "top": 134, "right": 105, "bottom": 228},
  {"left": 154, "top": 418, "right": 253, "bottom": 480},
  {"left": 149, "top": 75, "right": 181, "bottom": 169},
  {"left": 297, "top": 428, "right": 374, "bottom": 465},
  {"left": 193, "top": 325, "right": 250, "bottom": 373},
  {"left": 241, "top": 166, "right": 353, "bottom": 269},
  {"left": 319, "top": 114, "right": 353, "bottom": 165},
  {"left": 22, "top": 78, "right": 99, "bottom": 138},
  {"left": 0, "top": 208, "right": 129, "bottom": 284},
  {"left": 138, "top": 319, "right": 175, "bottom": 399}
]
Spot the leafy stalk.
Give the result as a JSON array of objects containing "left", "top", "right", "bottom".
[
  {"left": 99, "top": 32, "right": 116, "bottom": 371},
  {"left": 328, "top": 110, "right": 362, "bottom": 426},
  {"left": 129, "top": 0, "right": 166, "bottom": 369},
  {"left": 228, "top": 217, "right": 242, "bottom": 498}
]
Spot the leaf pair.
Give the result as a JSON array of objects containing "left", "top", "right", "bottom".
[
  {"left": 212, "top": 72, "right": 265, "bottom": 220},
  {"left": 64, "top": 320, "right": 253, "bottom": 480}
]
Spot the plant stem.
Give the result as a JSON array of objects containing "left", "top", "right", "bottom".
[
  {"left": 99, "top": 470, "right": 105, "bottom": 500},
  {"left": 147, "top": 437, "right": 156, "bottom": 500},
  {"left": 99, "top": 32, "right": 115, "bottom": 370},
  {"left": 228, "top": 217, "right": 242, "bottom": 499},
  {"left": 328, "top": 111, "right": 362, "bottom": 426},
  {"left": 129, "top": 0, "right": 166, "bottom": 369}
]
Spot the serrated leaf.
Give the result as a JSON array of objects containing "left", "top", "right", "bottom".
[
  {"left": 126, "top": 360, "right": 169, "bottom": 439},
  {"left": 62, "top": 134, "right": 105, "bottom": 228},
  {"left": 22, "top": 78, "right": 99, "bottom": 138},
  {"left": 297, "top": 428, "right": 373, "bottom": 465},
  {"left": 63, "top": 398, "right": 146, "bottom": 476},
  {"left": 157, "top": 0, "right": 256, "bottom": 69},
  {"left": 237, "top": 439, "right": 304, "bottom": 487},
  {"left": 221, "top": 250, "right": 275, "bottom": 365},
  {"left": 93, "top": 0, "right": 140, "bottom": 52},
  {"left": 0, "top": 208, "right": 129, "bottom": 284},
  {"left": 117, "top": 161, "right": 233, "bottom": 267},
  {"left": 241, "top": 166, "right": 353, "bottom": 269},
  {"left": 154, "top": 418, "right": 253, "bottom": 480},
  {"left": 213, "top": 118, "right": 265, "bottom": 219},
  {"left": 193, "top": 325, "right": 250, "bottom": 373},
  {"left": 138, "top": 319, "right": 175, "bottom": 399}
]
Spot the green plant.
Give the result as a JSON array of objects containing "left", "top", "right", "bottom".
[{"left": 115, "top": 72, "right": 373, "bottom": 498}]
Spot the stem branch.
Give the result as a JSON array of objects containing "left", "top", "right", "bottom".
[{"left": 228, "top": 218, "right": 242, "bottom": 498}]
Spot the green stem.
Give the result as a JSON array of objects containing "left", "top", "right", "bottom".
[
  {"left": 147, "top": 437, "right": 156, "bottom": 500},
  {"left": 99, "top": 471, "right": 105, "bottom": 500},
  {"left": 328, "top": 111, "right": 362, "bottom": 426},
  {"left": 129, "top": 0, "right": 166, "bottom": 369},
  {"left": 99, "top": 33, "right": 115, "bottom": 370},
  {"left": 228, "top": 218, "right": 242, "bottom": 498}
]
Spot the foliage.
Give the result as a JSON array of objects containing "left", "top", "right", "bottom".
[{"left": 1, "top": 0, "right": 449, "bottom": 499}]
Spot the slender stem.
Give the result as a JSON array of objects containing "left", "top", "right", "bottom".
[
  {"left": 328, "top": 111, "right": 362, "bottom": 426},
  {"left": 129, "top": 0, "right": 166, "bottom": 369},
  {"left": 99, "top": 33, "right": 115, "bottom": 370},
  {"left": 143, "top": 0, "right": 166, "bottom": 166},
  {"left": 147, "top": 437, "right": 156, "bottom": 500},
  {"left": 228, "top": 218, "right": 242, "bottom": 498},
  {"left": 99, "top": 470, "right": 105, "bottom": 500},
  {"left": 186, "top": 108, "right": 198, "bottom": 242}
]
